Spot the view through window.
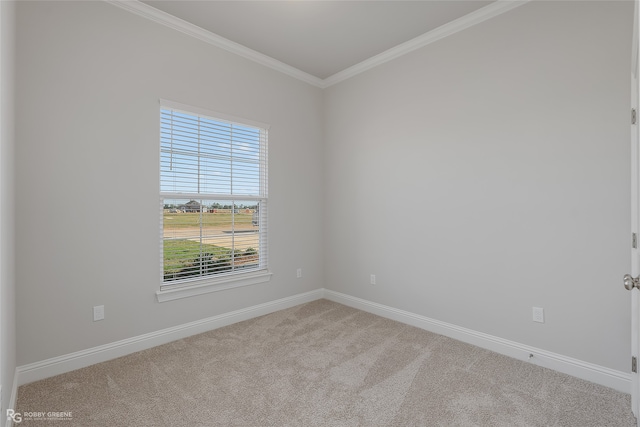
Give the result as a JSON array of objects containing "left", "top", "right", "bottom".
[{"left": 160, "top": 102, "right": 268, "bottom": 286}]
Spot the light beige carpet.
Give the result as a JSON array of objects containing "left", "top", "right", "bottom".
[{"left": 16, "top": 300, "right": 637, "bottom": 426}]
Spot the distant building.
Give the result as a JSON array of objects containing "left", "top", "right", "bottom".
[{"left": 179, "top": 200, "right": 202, "bottom": 213}]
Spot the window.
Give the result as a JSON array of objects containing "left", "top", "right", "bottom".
[{"left": 158, "top": 100, "right": 269, "bottom": 301}]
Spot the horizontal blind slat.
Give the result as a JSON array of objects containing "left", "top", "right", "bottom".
[{"left": 160, "top": 106, "right": 268, "bottom": 285}]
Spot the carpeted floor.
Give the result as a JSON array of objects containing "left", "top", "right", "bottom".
[{"left": 15, "top": 299, "right": 637, "bottom": 426}]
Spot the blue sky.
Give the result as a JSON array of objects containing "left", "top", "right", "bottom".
[{"left": 160, "top": 109, "right": 263, "bottom": 199}]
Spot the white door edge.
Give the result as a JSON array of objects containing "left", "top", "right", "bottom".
[{"left": 631, "top": 1, "right": 639, "bottom": 422}]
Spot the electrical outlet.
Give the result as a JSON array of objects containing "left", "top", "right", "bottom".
[
  {"left": 296, "top": 268, "right": 302, "bottom": 278},
  {"left": 93, "top": 305, "right": 105, "bottom": 322},
  {"left": 370, "top": 274, "right": 376, "bottom": 285},
  {"left": 532, "top": 307, "right": 544, "bottom": 323}
]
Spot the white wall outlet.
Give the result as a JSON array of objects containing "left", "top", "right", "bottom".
[
  {"left": 296, "top": 268, "right": 302, "bottom": 278},
  {"left": 370, "top": 274, "right": 376, "bottom": 285},
  {"left": 532, "top": 307, "right": 544, "bottom": 323},
  {"left": 93, "top": 305, "right": 105, "bottom": 322}
]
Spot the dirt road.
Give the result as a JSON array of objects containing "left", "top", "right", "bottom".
[{"left": 164, "top": 226, "right": 259, "bottom": 251}]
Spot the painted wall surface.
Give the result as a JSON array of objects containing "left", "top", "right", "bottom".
[
  {"left": 1, "top": 0, "right": 16, "bottom": 415},
  {"left": 13, "top": 0, "right": 636, "bottom": 378},
  {"left": 324, "top": 1, "right": 632, "bottom": 372},
  {"left": 15, "top": 1, "right": 324, "bottom": 365}
]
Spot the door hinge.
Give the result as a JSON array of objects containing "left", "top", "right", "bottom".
[
  {"left": 633, "top": 109, "right": 637, "bottom": 125},
  {"left": 633, "top": 233, "right": 637, "bottom": 249},
  {"left": 633, "top": 356, "right": 637, "bottom": 373}
]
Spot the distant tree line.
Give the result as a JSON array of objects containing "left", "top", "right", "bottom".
[{"left": 163, "top": 203, "right": 258, "bottom": 210}]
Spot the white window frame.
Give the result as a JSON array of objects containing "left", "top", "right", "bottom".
[{"left": 156, "top": 100, "right": 271, "bottom": 302}]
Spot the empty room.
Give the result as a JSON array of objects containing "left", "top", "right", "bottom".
[{"left": 1, "top": 0, "right": 639, "bottom": 425}]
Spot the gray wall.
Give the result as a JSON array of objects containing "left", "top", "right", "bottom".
[
  {"left": 12, "top": 0, "right": 635, "bottom": 377},
  {"left": 324, "top": 0, "right": 632, "bottom": 372},
  {"left": 15, "top": 1, "right": 324, "bottom": 365},
  {"left": 1, "top": 0, "right": 16, "bottom": 415}
]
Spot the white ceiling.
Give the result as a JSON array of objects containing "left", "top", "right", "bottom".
[{"left": 141, "top": 1, "right": 495, "bottom": 80}]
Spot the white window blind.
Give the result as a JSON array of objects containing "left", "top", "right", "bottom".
[{"left": 159, "top": 101, "right": 268, "bottom": 289}]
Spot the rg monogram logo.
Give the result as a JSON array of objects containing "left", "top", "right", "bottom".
[{"left": 6, "top": 409, "right": 22, "bottom": 423}]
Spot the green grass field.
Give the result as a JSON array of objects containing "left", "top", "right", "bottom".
[
  {"left": 163, "top": 212, "right": 258, "bottom": 281},
  {"left": 163, "top": 212, "right": 254, "bottom": 229},
  {"left": 163, "top": 238, "right": 258, "bottom": 280},
  {"left": 163, "top": 239, "right": 228, "bottom": 275}
]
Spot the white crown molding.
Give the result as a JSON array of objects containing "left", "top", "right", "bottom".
[
  {"left": 105, "top": 0, "right": 325, "bottom": 88},
  {"left": 323, "top": 0, "right": 530, "bottom": 88},
  {"left": 107, "top": 0, "right": 529, "bottom": 89}
]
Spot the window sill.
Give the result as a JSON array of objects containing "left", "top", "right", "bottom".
[{"left": 156, "top": 269, "right": 272, "bottom": 302}]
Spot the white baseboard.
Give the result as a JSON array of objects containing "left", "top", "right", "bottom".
[
  {"left": 15, "top": 289, "right": 324, "bottom": 387},
  {"left": 322, "top": 289, "right": 631, "bottom": 394},
  {"left": 14, "top": 287, "right": 631, "bottom": 397}
]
